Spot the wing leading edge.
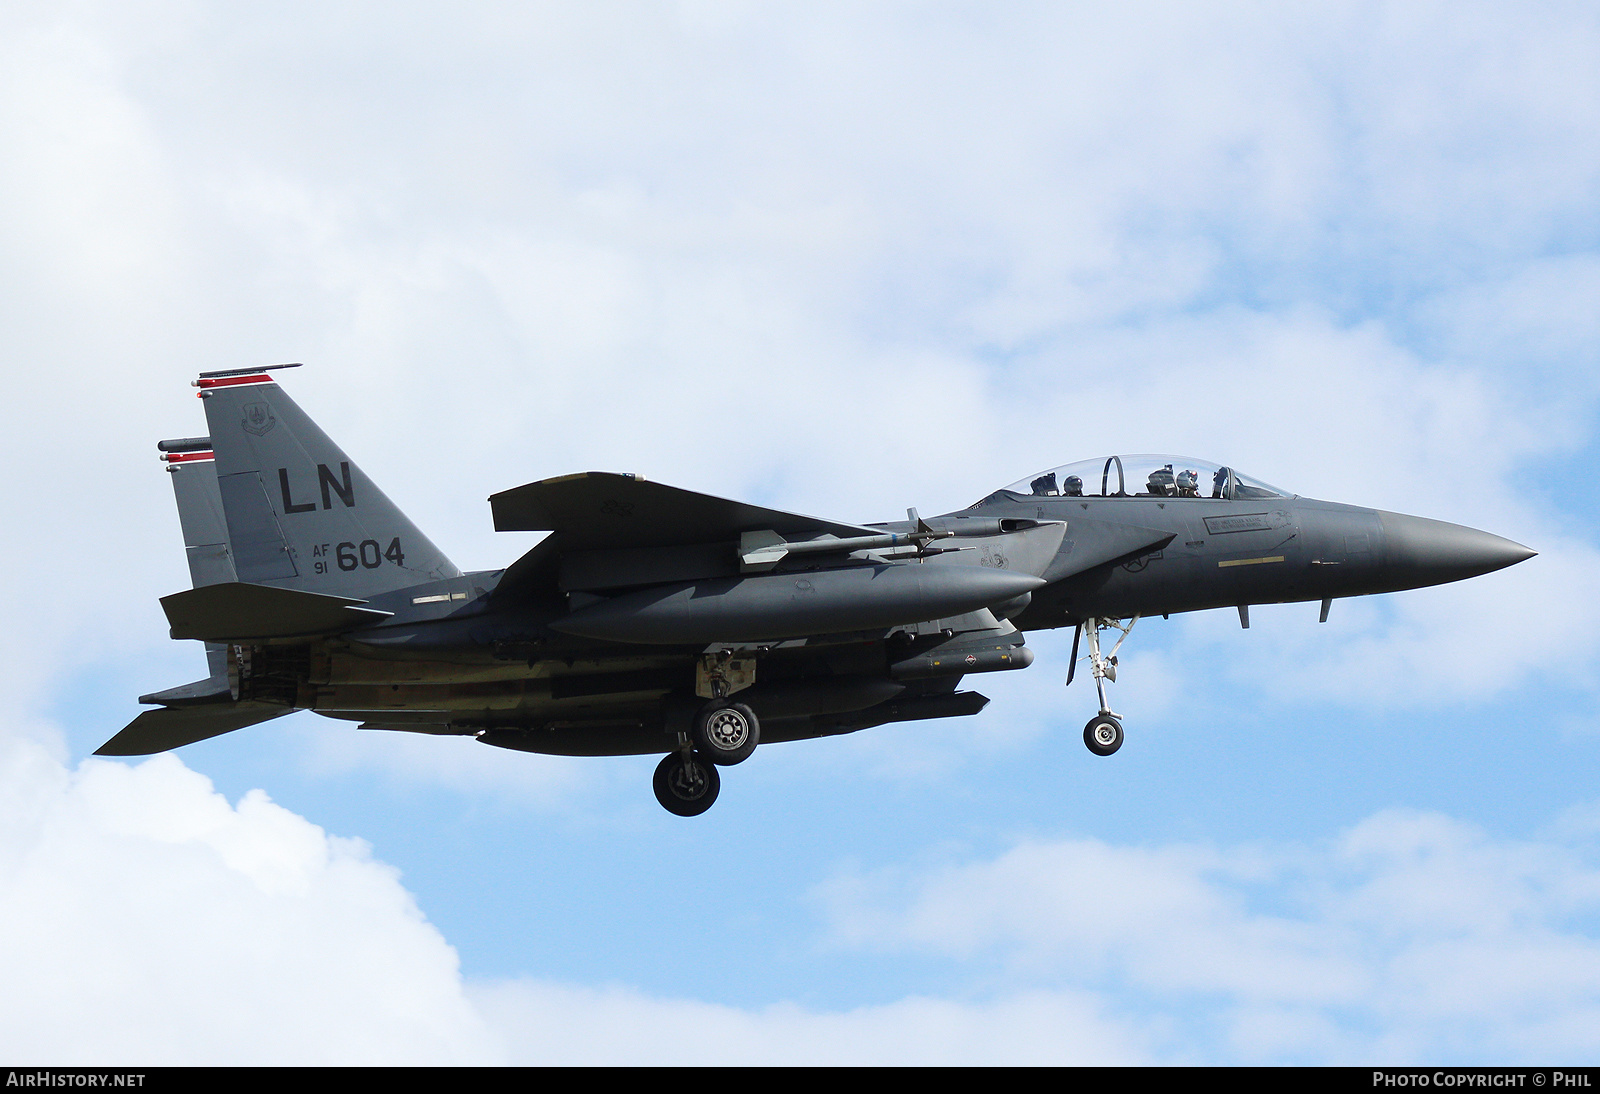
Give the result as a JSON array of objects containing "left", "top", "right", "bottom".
[{"left": 489, "top": 472, "right": 884, "bottom": 550}]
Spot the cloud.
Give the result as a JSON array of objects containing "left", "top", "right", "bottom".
[
  {"left": 470, "top": 980, "right": 1150, "bottom": 1066},
  {"left": 288, "top": 716, "right": 594, "bottom": 809},
  {"left": 816, "top": 808, "right": 1600, "bottom": 1063},
  {"left": 9, "top": 718, "right": 1600, "bottom": 1064},
  {"left": 12, "top": 722, "right": 1600, "bottom": 1062},
  {"left": 0, "top": 723, "right": 1164, "bottom": 1066},
  {"left": 0, "top": 733, "right": 494, "bottom": 1065},
  {"left": 0, "top": 723, "right": 1154, "bottom": 1065},
  {"left": 4, "top": 2, "right": 1596, "bottom": 722}
]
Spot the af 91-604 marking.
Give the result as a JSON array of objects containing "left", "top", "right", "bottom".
[{"left": 311, "top": 538, "right": 405, "bottom": 574}]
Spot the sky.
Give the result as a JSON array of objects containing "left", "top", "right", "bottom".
[{"left": 2, "top": 0, "right": 1599, "bottom": 1065}]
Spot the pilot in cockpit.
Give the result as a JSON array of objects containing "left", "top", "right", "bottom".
[
  {"left": 1063, "top": 475, "right": 1083, "bottom": 497},
  {"left": 1147, "top": 464, "right": 1176, "bottom": 496},
  {"left": 1176, "top": 468, "right": 1199, "bottom": 497}
]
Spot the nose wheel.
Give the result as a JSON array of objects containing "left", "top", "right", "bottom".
[{"left": 1083, "top": 713, "right": 1124, "bottom": 756}]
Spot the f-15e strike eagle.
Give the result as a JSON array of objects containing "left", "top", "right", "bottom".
[{"left": 99, "top": 364, "right": 1535, "bottom": 815}]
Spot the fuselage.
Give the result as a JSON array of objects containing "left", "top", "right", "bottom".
[
  {"left": 296, "top": 480, "right": 1529, "bottom": 758},
  {"left": 954, "top": 491, "right": 1533, "bottom": 627}
]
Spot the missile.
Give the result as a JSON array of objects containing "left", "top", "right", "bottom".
[{"left": 550, "top": 563, "right": 1047, "bottom": 645}]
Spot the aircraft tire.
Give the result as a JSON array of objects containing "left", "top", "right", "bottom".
[
  {"left": 692, "top": 700, "right": 760, "bottom": 766},
  {"left": 653, "top": 751, "right": 721, "bottom": 816},
  {"left": 1083, "top": 714, "right": 1124, "bottom": 756}
]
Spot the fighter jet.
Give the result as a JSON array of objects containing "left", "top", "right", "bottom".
[{"left": 99, "top": 366, "right": 1535, "bottom": 815}]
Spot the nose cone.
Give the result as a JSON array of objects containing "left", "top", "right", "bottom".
[{"left": 1380, "top": 511, "right": 1536, "bottom": 588}]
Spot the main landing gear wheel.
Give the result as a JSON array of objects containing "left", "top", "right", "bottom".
[
  {"left": 692, "top": 700, "right": 759, "bottom": 766},
  {"left": 1083, "top": 714, "right": 1124, "bottom": 757},
  {"left": 653, "top": 751, "right": 721, "bottom": 816}
]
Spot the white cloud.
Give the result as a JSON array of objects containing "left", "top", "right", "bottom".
[
  {"left": 9, "top": 720, "right": 1600, "bottom": 1064},
  {"left": 816, "top": 808, "right": 1600, "bottom": 1062},
  {"left": 288, "top": 715, "right": 593, "bottom": 809},
  {"left": 3, "top": 2, "right": 1595, "bottom": 723},
  {"left": 0, "top": 724, "right": 1173, "bottom": 1066},
  {"left": 0, "top": 722, "right": 1154, "bottom": 1065},
  {"left": 0, "top": 733, "right": 495, "bottom": 1065},
  {"left": 470, "top": 980, "right": 1150, "bottom": 1066}
]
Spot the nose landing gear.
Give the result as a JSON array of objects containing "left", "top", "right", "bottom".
[{"left": 1069, "top": 616, "right": 1137, "bottom": 756}]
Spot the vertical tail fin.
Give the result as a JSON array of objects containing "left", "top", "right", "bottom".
[
  {"left": 197, "top": 365, "right": 460, "bottom": 598},
  {"left": 158, "top": 437, "right": 236, "bottom": 679}
]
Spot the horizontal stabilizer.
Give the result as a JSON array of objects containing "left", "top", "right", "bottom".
[
  {"left": 490, "top": 472, "right": 882, "bottom": 550},
  {"left": 95, "top": 701, "right": 291, "bottom": 756},
  {"left": 138, "top": 674, "right": 233, "bottom": 707},
  {"left": 161, "top": 581, "right": 392, "bottom": 641}
]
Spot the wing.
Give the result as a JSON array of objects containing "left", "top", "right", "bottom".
[{"left": 489, "top": 472, "right": 882, "bottom": 550}]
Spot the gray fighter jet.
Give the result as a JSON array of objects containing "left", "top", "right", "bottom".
[{"left": 99, "top": 366, "right": 1535, "bottom": 815}]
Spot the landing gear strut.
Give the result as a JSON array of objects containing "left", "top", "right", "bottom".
[
  {"left": 1069, "top": 616, "right": 1137, "bottom": 756},
  {"left": 692, "top": 650, "right": 760, "bottom": 766}
]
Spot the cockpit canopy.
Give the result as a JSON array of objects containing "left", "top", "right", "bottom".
[{"left": 994, "top": 454, "right": 1292, "bottom": 502}]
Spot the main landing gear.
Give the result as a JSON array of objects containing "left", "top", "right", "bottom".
[
  {"left": 693, "top": 699, "right": 759, "bottom": 765},
  {"left": 653, "top": 654, "right": 762, "bottom": 816},
  {"left": 1068, "top": 616, "right": 1137, "bottom": 757},
  {"left": 653, "top": 698, "right": 761, "bottom": 816},
  {"left": 653, "top": 751, "right": 721, "bottom": 816}
]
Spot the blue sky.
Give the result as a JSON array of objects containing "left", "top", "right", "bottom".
[{"left": 2, "top": 1, "right": 1599, "bottom": 1064}]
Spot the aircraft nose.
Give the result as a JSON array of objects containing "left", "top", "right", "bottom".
[{"left": 1379, "top": 511, "right": 1536, "bottom": 585}]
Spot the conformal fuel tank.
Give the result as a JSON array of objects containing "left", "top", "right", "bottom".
[{"left": 549, "top": 563, "right": 1046, "bottom": 645}]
